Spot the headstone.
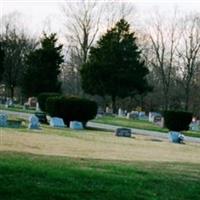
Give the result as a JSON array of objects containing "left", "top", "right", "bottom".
[
  {"left": 105, "top": 106, "right": 113, "bottom": 115},
  {"left": 36, "top": 102, "right": 40, "bottom": 111},
  {"left": 189, "top": 122, "right": 200, "bottom": 131},
  {"left": 70, "top": 121, "right": 83, "bottom": 130},
  {"left": 29, "top": 97, "right": 37, "bottom": 107},
  {"left": 0, "top": 114, "right": 8, "bottom": 127},
  {"left": 149, "top": 112, "right": 161, "bottom": 122},
  {"left": 138, "top": 111, "right": 148, "bottom": 120},
  {"left": 127, "top": 111, "right": 138, "bottom": 119},
  {"left": 28, "top": 115, "right": 40, "bottom": 129},
  {"left": 118, "top": 108, "right": 124, "bottom": 117},
  {"left": 115, "top": 128, "right": 132, "bottom": 137},
  {"left": 169, "top": 131, "right": 184, "bottom": 143},
  {"left": 25, "top": 97, "right": 37, "bottom": 108},
  {"left": 50, "top": 117, "right": 65, "bottom": 128},
  {"left": 154, "top": 115, "right": 162, "bottom": 123},
  {"left": 97, "top": 107, "right": 104, "bottom": 115}
]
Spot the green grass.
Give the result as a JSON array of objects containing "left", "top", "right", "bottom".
[
  {"left": 0, "top": 152, "right": 200, "bottom": 200},
  {"left": 0, "top": 104, "right": 35, "bottom": 114},
  {"left": 93, "top": 116, "right": 200, "bottom": 138},
  {"left": 93, "top": 116, "right": 168, "bottom": 132}
]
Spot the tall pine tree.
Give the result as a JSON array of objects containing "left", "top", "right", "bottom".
[
  {"left": 0, "top": 43, "right": 4, "bottom": 82},
  {"left": 81, "top": 19, "right": 150, "bottom": 112},
  {"left": 22, "top": 33, "right": 63, "bottom": 97}
]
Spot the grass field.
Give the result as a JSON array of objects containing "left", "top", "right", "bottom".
[
  {"left": 93, "top": 116, "right": 200, "bottom": 138},
  {"left": 0, "top": 152, "right": 200, "bottom": 200},
  {"left": 0, "top": 126, "right": 200, "bottom": 199},
  {"left": 0, "top": 104, "right": 35, "bottom": 114},
  {"left": 1, "top": 126, "right": 200, "bottom": 162}
]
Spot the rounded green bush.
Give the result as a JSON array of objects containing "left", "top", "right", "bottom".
[
  {"left": 163, "top": 110, "right": 192, "bottom": 131},
  {"left": 37, "top": 93, "right": 60, "bottom": 112},
  {"left": 46, "top": 96, "right": 98, "bottom": 126}
]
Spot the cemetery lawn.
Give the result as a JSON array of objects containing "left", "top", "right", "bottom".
[
  {"left": 0, "top": 104, "right": 35, "bottom": 114},
  {"left": 93, "top": 116, "right": 200, "bottom": 138},
  {"left": 0, "top": 126, "right": 200, "bottom": 199},
  {"left": 0, "top": 152, "right": 200, "bottom": 200}
]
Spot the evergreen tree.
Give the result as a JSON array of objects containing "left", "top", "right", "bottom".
[
  {"left": 22, "top": 33, "right": 64, "bottom": 97},
  {"left": 81, "top": 19, "right": 150, "bottom": 112},
  {"left": 0, "top": 43, "right": 4, "bottom": 82}
]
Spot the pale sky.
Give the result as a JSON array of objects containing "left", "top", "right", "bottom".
[{"left": 1, "top": 0, "right": 200, "bottom": 37}]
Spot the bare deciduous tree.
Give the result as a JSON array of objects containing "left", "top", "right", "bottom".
[
  {"left": 177, "top": 14, "right": 200, "bottom": 111},
  {"left": 147, "top": 12, "right": 180, "bottom": 110},
  {"left": 0, "top": 13, "right": 36, "bottom": 100}
]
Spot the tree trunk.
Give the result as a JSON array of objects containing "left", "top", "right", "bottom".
[
  {"left": 184, "top": 86, "right": 190, "bottom": 111},
  {"left": 111, "top": 95, "right": 116, "bottom": 114},
  {"left": 10, "top": 85, "right": 14, "bottom": 100}
]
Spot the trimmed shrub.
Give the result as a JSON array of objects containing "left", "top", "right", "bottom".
[
  {"left": 37, "top": 93, "right": 60, "bottom": 112},
  {"left": 163, "top": 110, "right": 192, "bottom": 131},
  {"left": 46, "top": 96, "right": 98, "bottom": 126}
]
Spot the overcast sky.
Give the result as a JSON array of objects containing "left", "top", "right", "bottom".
[{"left": 1, "top": 0, "right": 200, "bottom": 37}]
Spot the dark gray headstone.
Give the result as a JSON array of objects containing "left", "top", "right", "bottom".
[{"left": 115, "top": 128, "right": 132, "bottom": 137}]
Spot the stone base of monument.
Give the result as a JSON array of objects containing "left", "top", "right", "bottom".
[
  {"left": 7, "top": 120, "right": 22, "bottom": 128},
  {"left": 70, "top": 121, "right": 83, "bottom": 130},
  {"left": 115, "top": 128, "right": 132, "bottom": 137}
]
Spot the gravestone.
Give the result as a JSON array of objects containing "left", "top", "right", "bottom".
[
  {"left": 149, "top": 112, "right": 162, "bottom": 122},
  {"left": 118, "top": 108, "right": 124, "bottom": 117},
  {"left": 50, "top": 117, "right": 65, "bottom": 128},
  {"left": 28, "top": 115, "right": 40, "bottom": 129},
  {"left": 169, "top": 131, "right": 184, "bottom": 143},
  {"left": 0, "top": 114, "right": 8, "bottom": 127},
  {"left": 36, "top": 102, "right": 40, "bottom": 111},
  {"left": 70, "top": 121, "right": 83, "bottom": 130},
  {"left": 115, "top": 128, "right": 132, "bottom": 137},
  {"left": 154, "top": 115, "right": 162, "bottom": 123},
  {"left": 189, "top": 122, "right": 200, "bottom": 131},
  {"left": 127, "top": 112, "right": 138, "bottom": 119},
  {"left": 138, "top": 112, "right": 148, "bottom": 120}
]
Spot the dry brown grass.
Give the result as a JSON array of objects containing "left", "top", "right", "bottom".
[{"left": 0, "top": 126, "right": 200, "bottom": 163}]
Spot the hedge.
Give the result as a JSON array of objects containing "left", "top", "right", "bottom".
[
  {"left": 163, "top": 110, "right": 192, "bottom": 131},
  {"left": 37, "top": 93, "right": 60, "bottom": 112},
  {"left": 46, "top": 96, "right": 98, "bottom": 126}
]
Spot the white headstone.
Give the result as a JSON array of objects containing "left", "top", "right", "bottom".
[
  {"left": 149, "top": 112, "right": 161, "bottom": 122},
  {"left": 189, "top": 122, "right": 200, "bottom": 131},
  {"left": 118, "top": 108, "right": 124, "bottom": 117},
  {"left": 0, "top": 114, "right": 8, "bottom": 127},
  {"left": 50, "top": 117, "right": 65, "bottom": 128},
  {"left": 28, "top": 115, "right": 40, "bottom": 129},
  {"left": 36, "top": 102, "right": 40, "bottom": 111},
  {"left": 70, "top": 121, "right": 83, "bottom": 130}
]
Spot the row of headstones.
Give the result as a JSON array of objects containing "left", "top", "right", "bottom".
[
  {"left": 118, "top": 109, "right": 149, "bottom": 120},
  {"left": 29, "top": 115, "right": 83, "bottom": 130},
  {"left": 118, "top": 109, "right": 163, "bottom": 123},
  {"left": 115, "top": 128, "right": 184, "bottom": 143}
]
